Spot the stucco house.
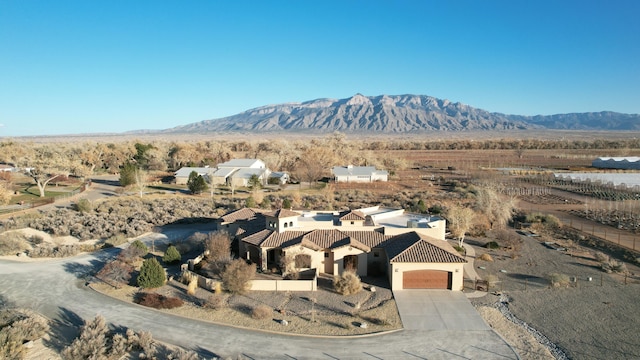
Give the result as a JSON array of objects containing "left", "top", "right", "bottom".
[
  {"left": 332, "top": 165, "right": 389, "bottom": 183},
  {"left": 216, "top": 206, "right": 465, "bottom": 290}
]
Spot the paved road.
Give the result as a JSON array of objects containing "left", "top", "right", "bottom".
[{"left": 0, "top": 243, "right": 518, "bottom": 359}]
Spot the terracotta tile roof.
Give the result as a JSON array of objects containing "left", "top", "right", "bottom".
[
  {"left": 301, "top": 229, "right": 350, "bottom": 249},
  {"left": 342, "top": 230, "right": 390, "bottom": 248},
  {"left": 282, "top": 238, "right": 323, "bottom": 251},
  {"left": 241, "top": 229, "right": 274, "bottom": 246},
  {"left": 339, "top": 210, "right": 366, "bottom": 221},
  {"left": 220, "top": 208, "right": 260, "bottom": 223},
  {"left": 330, "top": 236, "right": 371, "bottom": 252},
  {"left": 384, "top": 232, "right": 466, "bottom": 263},
  {"left": 264, "top": 209, "right": 301, "bottom": 219},
  {"left": 261, "top": 231, "right": 307, "bottom": 248}
]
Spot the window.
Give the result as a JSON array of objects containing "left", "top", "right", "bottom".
[
  {"left": 283, "top": 222, "right": 288, "bottom": 228},
  {"left": 324, "top": 252, "right": 329, "bottom": 258},
  {"left": 289, "top": 221, "right": 293, "bottom": 227},
  {"left": 350, "top": 221, "right": 355, "bottom": 225}
]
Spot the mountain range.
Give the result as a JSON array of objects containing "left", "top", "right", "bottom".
[{"left": 160, "top": 94, "right": 640, "bottom": 134}]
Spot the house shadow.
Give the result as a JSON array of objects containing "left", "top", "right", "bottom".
[
  {"left": 63, "top": 259, "right": 104, "bottom": 280},
  {"left": 42, "top": 307, "right": 84, "bottom": 352},
  {"left": 90, "top": 178, "right": 120, "bottom": 187}
]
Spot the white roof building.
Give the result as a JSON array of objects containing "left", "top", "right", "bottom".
[
  {"left": 332, "top": 165, "right": 389, "bottom": 183},
  {"left": 592, "top": 157, "right": 640, "bottom": 170}
]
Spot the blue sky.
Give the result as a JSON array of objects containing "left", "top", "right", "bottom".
[{"left": 1, "top": 0, "right": 639, "bottom": 136}]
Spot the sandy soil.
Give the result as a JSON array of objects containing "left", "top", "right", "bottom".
[{"left": 469, "top": 233, "right": 640, "bottom": 360}]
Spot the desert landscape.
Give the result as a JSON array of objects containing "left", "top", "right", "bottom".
[{"left": 0, "top": 133, "right": 639, "bottom": 359}]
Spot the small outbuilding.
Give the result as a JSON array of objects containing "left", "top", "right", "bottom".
[{"left": 332, "top": 165, "right": 389, "bottom": 183}]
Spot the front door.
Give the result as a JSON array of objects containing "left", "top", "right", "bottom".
[
  {"left": 324, "top": 251, "right": 334, "bottom": 274},
  {"left": 344, "top": 255, "right": 358, "bottom": 272}
]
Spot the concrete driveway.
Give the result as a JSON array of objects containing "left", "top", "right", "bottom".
[{"left": 393, "top": 290, "right": 490, "bottom": 330}]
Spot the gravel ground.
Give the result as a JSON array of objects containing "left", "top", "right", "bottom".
[
  {"left": 469, "top": 231, "right": 640, "bottom": 360},
  {"left": 92, "top": 275, "right": 401, "bottom": 337}
]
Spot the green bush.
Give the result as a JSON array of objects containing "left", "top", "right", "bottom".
[
  {"left": 137, "top": 258, "right": 166, "bottom": 289},
  {"left": 162, "top": 245, "right": 181, "bottom": 264},
  {"left": 245, "top": 196, "right": 257, "bottom": 208},
  {"left": 130, "top": 239, "right": 148, "bottom": 254},
  {"left": 187, "top": 171, "right": 207, "bottom": 194},
  {"left": 484, "top": 241, "right": 500, "bottom": 249}
]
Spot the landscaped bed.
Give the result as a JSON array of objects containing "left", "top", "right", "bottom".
[{"left": 91, "top": 275, "right": 402, "bottom": 336}]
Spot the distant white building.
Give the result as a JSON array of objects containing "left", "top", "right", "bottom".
[
  {"left": 592, "top": 157, "right": 640, "bottom": 170},
  {"left": 332, "top": 165, "right": 388, "bottom": 183},
  {"left": 175, "top": 159, "right": 273, "bottom": 187},
  {"left": 174, "top": 167, "right": 212, "bottom": 185}
]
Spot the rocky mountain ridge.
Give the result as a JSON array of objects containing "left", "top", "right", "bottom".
[{"left": 162, "top": 94, "right": 640, "bottom": 134}]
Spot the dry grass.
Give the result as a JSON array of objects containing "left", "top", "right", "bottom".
[{"left": 478, "top": 253, "right": 494, "bottom": 262}]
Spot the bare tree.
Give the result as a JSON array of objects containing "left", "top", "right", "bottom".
[
  {"left": 474, "top": 187, "right": 516, "bottom": 229},
  {"left": 133, "top": 168, "right": 147, "bottom": 198},
  {"left": 294, "top": 148, "right": 335, "bottom": 185},
  {"left": 446, "top": 204, "right": 475, "bottom": 248},
  {"left": 205, "top": 231, "right": 233, "bottom": 265},
  {"left": 21, "top": 146, "right": 76, "bottom": 197},
  {"left": 0, "top": 181, "right": 12, "bottom": 205}
]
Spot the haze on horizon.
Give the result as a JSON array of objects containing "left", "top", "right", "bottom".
[{"left": 1, "top": 0, "right": 639, "bottom": 137}]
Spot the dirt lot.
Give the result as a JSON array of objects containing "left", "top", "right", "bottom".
[{"left": 468, "top": 232, "right": 640, "bottom": 360}]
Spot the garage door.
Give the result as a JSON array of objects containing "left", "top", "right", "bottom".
[{"left": 403, "top": 270, "right": 452, "bottom": 289}]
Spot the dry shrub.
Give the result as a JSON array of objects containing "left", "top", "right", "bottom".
[
  {"left": 168, "top": 349, "right": 201, "bottom": 360},
  {"left": 221, "top": 259, "right": 255, "bottom": 295},
  {"left": 251, "top": 305, "right": 272, "bottom": 320},
  {"left": 180, "top": 270, "right": 198, "bottom": 285},
  {"left": 135, "top": 293, "right": 183, "bottom": 309},
  {"left": 0, "top": 232, "right": 30, "bottom": 256},
  {"left": 602, "top": 260, "right": 627, "bottom": 274},
  {"left": 205, "top": 231, "right": 232, "bottom": 270},
  {"left": 478, "top": 253, "right": 494, "bottom": 262},
  {"left": 548, "top": 273, "right": 570, "bottom": 288},
  {"left": 96, "top": 260, "right": 134, "bottom": 288},
  {"left": 593, "top": 252, "right": 608, "bottom": 263},
  {"left": 333, "top": 271, "right": 363, "bottom": 295},
  {"left": 187, "top": 277, "right": 198, "bottom": 295},
  {"left": 29, "top": 244, "right": 80, "bottom": 258},
  {"left": 205, "top": 294, "right": 228, "bottom": 310},
  {"left": 0, "top": 309, "right": 49, "bottom": 359}
]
